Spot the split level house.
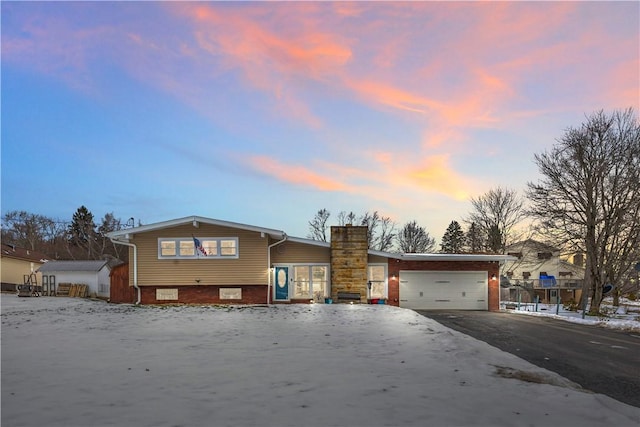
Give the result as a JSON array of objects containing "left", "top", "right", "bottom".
[
  {"left": 106, "top": 216, "right": 515, "bottom": 311},
  {"left": 502, "top": 239, "right": 585, "bottom": 304}
]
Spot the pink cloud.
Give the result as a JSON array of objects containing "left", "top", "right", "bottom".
[
  {"left": 241, "top": 149, "right": 483, "bottom": 205},
  {"left": 176, "top": 3, "right": 353, "bottom": 127},
  {"left": 344, "top": 78, "right": 442, "bottom": 115},
  {"left": 245, "top": 156, "right": 349, "bottom": 192},
  {"left": 1, "top": 17, "right": 115, "bottom": 94},
  {"left": 406, "top": 155, "right": 476, "bottom": 201}
]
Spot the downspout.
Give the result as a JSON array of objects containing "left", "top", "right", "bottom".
[
  {"left": 267, "top": 233, "right": 288, "bottom": 306},
  {"left": 110, "top": 238, "right": 140, "bottom": 305}
]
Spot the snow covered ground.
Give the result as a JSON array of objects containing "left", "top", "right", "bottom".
[
  {"left": 501, "top": 297, "right": 640, "bottom": 332},
  {"left": 2, "top": 294, "right": 639, "bottom": 427}
]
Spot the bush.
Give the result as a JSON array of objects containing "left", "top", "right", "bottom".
[
  {"left": 563, "top": 299, "right": 579, "bottom": 312},
  {"left": 626, "top": 292, "right": 637, "bottom": 301}
]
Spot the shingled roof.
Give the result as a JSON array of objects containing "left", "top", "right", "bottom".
[
  {"left": 1, "top": 243, "right": 50, "bottom": 263},
  {"left": 37, "top": 260, "right": 110, "bottom": 273}
]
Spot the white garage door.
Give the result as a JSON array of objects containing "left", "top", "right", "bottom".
[{"left": 399, "top": 271, "right": 488, "bottom": 310}]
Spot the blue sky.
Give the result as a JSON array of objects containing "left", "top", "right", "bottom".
[{"left": 2, "top": 1, "right": 638, "bottom": 241}]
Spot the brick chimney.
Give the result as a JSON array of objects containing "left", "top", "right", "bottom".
[{"left": 330, "top": 225, "right": 368, "bottom": 302}]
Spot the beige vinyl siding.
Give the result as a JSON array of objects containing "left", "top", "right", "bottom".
[
  {"left": 131, "top": 224, "right": 269, "bottom": 286},
  {"left": 270, "top": 241, "right": 330, "bottom": 264},
  {"left": 1, "top": 257, "right": 44, "bottom": 285}
]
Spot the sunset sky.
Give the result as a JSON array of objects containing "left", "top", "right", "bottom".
[{"left": 2, "top": 1, "right": 638, "bottom": 243}]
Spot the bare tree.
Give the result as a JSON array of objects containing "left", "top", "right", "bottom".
[
  {"left": 396, "top": 220, "right": 436, "bottom": 253},
  {"left": 611, "top": 258, "right": 640, "bottom": 306},
  {"left": 359, "top": 211, "right": 380, "bottom": 248},
  {"left": 309, "top": 209, "right": 396, "bottom": 251},
  {"left": 466, "top": 187, "right": 527, "bottom": 253},
  {"left": 358, "top": 211, "right": 397, "bottom": 251},
  {"left": 527, "top": 108, "right": 640, "bottom": 314},
  {"left": 337, "top": 211, "right": 357, "bottom": 226},
  {"left": 40, "top": 219, "right": 69, "bottom": 260},
  {"left": 307, "top": 209, "right": 331, "bottom": 242},
  {"left": 1, "top": 211, "right": 58, "bottom": 251},
  {"left": 97, "top": 213, "right": 128, "bottom": 261},
  {"left": 374, "top": 216, "right": 396, "bottom": 252}
]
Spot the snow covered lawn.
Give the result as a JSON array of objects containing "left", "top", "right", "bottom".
[
  {"left": 501, "top": 299, "right": 640, "bottom": 332},
  {"left": 2, "top": 295, "right": 639, "bottom": 427}
]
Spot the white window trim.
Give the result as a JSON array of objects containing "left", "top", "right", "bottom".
[
  {"left": 282, "top": 263, "right": 331, "bottom": 300},
  {"left": 157, "top": 237, "right": 239, "bottom": 259}
]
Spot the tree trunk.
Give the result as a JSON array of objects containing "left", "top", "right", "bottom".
[{"left": 588, "top": 258, "right": 604, "bottom": 315}]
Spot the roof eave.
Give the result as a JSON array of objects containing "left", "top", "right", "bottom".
[
  {"left": 398, "top": 253, "right": 518, "bottom": 262},
  {"left": 107, "top": 215, "right": 286, "bottom": 240},
  {"left": 285, "top": 236, "right": 331, "bottom": 248}
]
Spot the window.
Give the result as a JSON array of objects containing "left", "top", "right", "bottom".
[
  {"left": 180, "top": 240, "right": 195, "bottom": 257},
  {"left": 220, "top": 239, "right": 237, "bottom": 256},
  {"left": 312, "top": 266, "right": 328, "bottom": 302},
  {"left": 160, "top": 241, "right": 176, "bottom": 257},
  {"left": 538, "top": 252, "right": 552, "bottom": 260},
  {"left": 292, "top": 265, "right": 329, "bottom": 301},
  {"left": 293, "top": 266, "right": 310, "bottom": 299},
  {"left": 368, "top": 264, "right": 387, "bottom": 299},
  {"left": 156, "top": 289, "right": 178, "bottom": 300},
  {"left": 203, "top": 240, "right": 218, "bottom": 256},
  {"left": 220, "top": 288, "right": 242, "bottom": 300},
  {"left": 158, "top": 237, "right": 238, "bottom": 259}
]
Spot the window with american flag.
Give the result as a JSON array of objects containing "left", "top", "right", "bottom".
[{"left": 157, "top": 237, "right": 238, "bottom": 259}]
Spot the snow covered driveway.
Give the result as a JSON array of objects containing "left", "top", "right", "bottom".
[{"left": 2, "top": 295, "right": 639, "bottom": 427}]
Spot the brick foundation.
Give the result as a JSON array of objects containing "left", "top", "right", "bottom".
[{"left": 138, "top": 285, "right": 267, "bottom": 305}]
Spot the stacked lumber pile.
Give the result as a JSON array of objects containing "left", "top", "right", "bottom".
[{"left": 57, "top": 283, "right": 89, "bottom": 298}]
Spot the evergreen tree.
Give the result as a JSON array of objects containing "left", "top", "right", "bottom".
[
  {"left": 68, "top": 206, "right": 97, "bottom": 259},
  {"left": 465, "top": 222, "right": 485, "bottom": 253},
  {"left": 440, "top": 221, "right": 465, "bottom": 253}
]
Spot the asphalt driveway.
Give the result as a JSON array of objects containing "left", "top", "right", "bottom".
[{"left": 416, "top": 310, "right": 640, "bottom": 408}]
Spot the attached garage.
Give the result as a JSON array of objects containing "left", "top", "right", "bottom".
[
  {"left": 384, "top": 253, "right": 516, "bottom": 311},
  {"left": 399, "top": 270, "right": 488, "bottom": 310}
]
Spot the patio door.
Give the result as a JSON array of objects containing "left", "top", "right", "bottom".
[{"left": 274, "top": 266, "right": 289, "bottom": 301}]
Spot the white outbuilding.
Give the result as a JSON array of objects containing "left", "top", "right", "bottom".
[{"left": 37, "top": 260, "right": 112, "bottom": 299}]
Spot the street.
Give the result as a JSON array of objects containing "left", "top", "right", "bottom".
[{"left": 416, "top": 310, "right": 640, "bottom": 408}]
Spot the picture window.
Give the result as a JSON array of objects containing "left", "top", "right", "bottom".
[{"left": 158, "top": 237, "right": 238, "bottom": 259}]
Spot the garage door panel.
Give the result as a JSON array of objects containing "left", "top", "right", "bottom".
[{"left": 399, "top": 271, "right": 487, "bottom": 310}]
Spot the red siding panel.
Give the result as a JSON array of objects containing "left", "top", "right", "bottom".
[{"left": 109, "top": 263, "right": 136, "bottom": 304}]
